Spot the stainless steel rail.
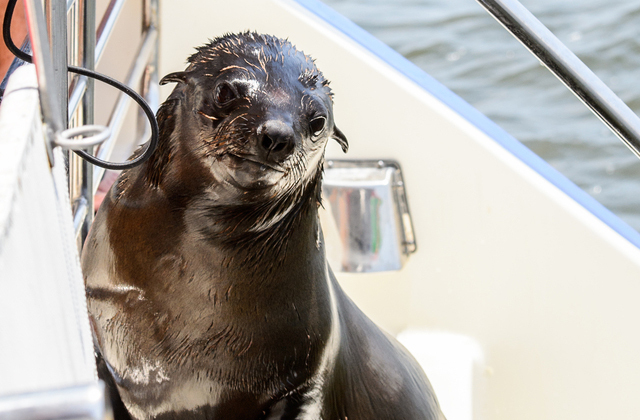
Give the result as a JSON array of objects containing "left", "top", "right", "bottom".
[
  {"left": 23, "top": 0, "right": 63, "bottom": 165},
  {"left": 80, "top": 0, "right": 97, "bottom": 242},
  {"left": 46, "top": 0, "right": 67, "bottom": 126},
  {"left": 67, "top": 76, "right": 87, "bottom": 121},
  {"left": 92, "top": 26, "right": 158, "bottom": 194},
  {"left": 95, "top": 0, "right": 127, "bottom": 65},
  {"left": 476, "top": 0, "right": 640, "bottom": 160},
  {"left": 61, "top": 0, "right": 159, "bottom": 240},
  {"left": 67, "top": 0, "right": 127, "bottom": 121},
  {"left": 65, "top": 0, "right": 97, "bottom": 243},
  {"left": 72, "top": 196, "right": 89, "bottom": 234}
]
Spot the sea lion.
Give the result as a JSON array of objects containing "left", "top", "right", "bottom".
[{"left": 82, "top": 32, "right": 445, "bottom": 420}]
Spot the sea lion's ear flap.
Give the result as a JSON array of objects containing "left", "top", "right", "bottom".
[
  {"left": 332, "top": 126, "right": 349, "bottom": 153},
  {"left": 160, "top": 71, "right": 190, "bottom": 86}
]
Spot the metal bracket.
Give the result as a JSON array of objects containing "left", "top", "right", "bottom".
[
  {"left": 55, "top": 125, "right": 110, "bottom": 150},
  {"left": 323, "top": 159, "right": 417, "bottom": 273}
]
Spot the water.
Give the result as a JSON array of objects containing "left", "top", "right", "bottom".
[{"left": 322, "top": 0, "right": 640, "bottom": 232}]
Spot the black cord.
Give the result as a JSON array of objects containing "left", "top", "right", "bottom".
[
  {"left": 2, "top": 0, "right": 158, "bottom": 170},
  {"left": 2, "top": 0, "right": 31, "bottom": 63},
  {"left": 65, "top": 65, "right": 158, "bottom": 170}
]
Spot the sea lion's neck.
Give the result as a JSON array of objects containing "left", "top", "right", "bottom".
[
  {"left": 179, "top": 175, "right": 333, "bottom": 347},
  {"left": 185, "top": 173, "right": 325, "bottom": 276}
]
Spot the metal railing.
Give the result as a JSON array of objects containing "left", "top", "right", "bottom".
[
  {"left": 1, "top": 0, "right": 158, "bottom": 417},
  {"left": 2, "top": 0, "right": 159, "bottom": 244},
  {"left": 2, "top": 0, "right": 158, "bottom": 243},
  {"left": 476, "top": 0, "right": 640, "bottom": 160},
  {"left": 37, "top": 0, "right": 160, "bottom": 243},
  {"left": 66, "top": 0, "right": 96, "bottom": 245},
  {"left": 68, "top": 0, "right": 127, "bottom": 120}
]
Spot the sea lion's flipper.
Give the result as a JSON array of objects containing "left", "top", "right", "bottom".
[
  {"left": 159, "top": 71, "right": 190, "bottom": 85},
  {"left": 332, "top": 126, "right": 349, "bottom": 153}
]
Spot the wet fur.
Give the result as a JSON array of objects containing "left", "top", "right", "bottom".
[{"left": 82, "top": 32, "right": 445, "bottom": 420}]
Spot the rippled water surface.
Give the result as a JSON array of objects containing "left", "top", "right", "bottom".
[{"left": 322, "top": 0, "right": 640, "bottom": 231}]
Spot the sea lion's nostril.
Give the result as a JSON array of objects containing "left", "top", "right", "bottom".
[
  {"left": 262, "top": 135, "right": 274, "bottom": 151},
  {"left": 259, "top": 121, "right": 295, "bottom": 160}
]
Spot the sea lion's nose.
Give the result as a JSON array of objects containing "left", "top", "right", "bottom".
[{"left": 258, "top": 120, "right": 295, "bottom": 162}]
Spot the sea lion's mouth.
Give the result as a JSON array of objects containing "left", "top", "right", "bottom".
[
  {"left": 219, "top": 153, "right": 286, "bottom": 189},
  {"left": 228, "top": 154, "right": 286, "bottom": 173}
]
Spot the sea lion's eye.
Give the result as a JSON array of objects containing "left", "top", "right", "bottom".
[
  {"left": 215, "top": 83, "right": 237, "bottom": 106},
  {"left": 309, "top": 116, "right": 326, "bottom": 137}
]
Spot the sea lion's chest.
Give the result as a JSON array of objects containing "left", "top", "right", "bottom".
[{"left": 88, "top": 224, "right": 335, "bottom": 419}]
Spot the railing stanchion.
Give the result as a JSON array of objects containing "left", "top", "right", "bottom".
[{"left": 476, "top": 0, "right": 640, "bottom": 160}]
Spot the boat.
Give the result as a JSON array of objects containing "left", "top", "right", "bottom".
[{"left": 1, "top": 0, "right": 640, "bottom": 419}]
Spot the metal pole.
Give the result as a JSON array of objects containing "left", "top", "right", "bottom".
[
  {"left": 67, "top": 0, "right": 82, "bottom": 240},
  {"left": 79, "top": 0, "right": 95, "bottom": 244},
  {"left": 66, "top": 0, "right": 83, "bottom": 248},
  {"left": 136, "top": 0, "right": 159, "bottom": 168},
  {"left": 91, "top": 27, "right": 157, "bottom": 194},
  {"left": 476, "top": 0, "right": 640, "bottom": 160},
  {"left": 95, "top": 0, "right": 126, "bottom": 65},
  {"left": 45, "top": 0, "right": 67, "bottom": 128},
  {"left": 23, "top": 0, "right": 63, "bottom": 165},
  {"left": 144, "top": 0, "right": 159, "bottom": 114},
  {"left": 67, "top": 0, "right": 127, "bottom": 120}
]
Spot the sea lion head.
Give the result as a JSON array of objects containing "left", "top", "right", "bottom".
[{"left": 156, "top": 32, "right": 347, "bottom": 203}]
